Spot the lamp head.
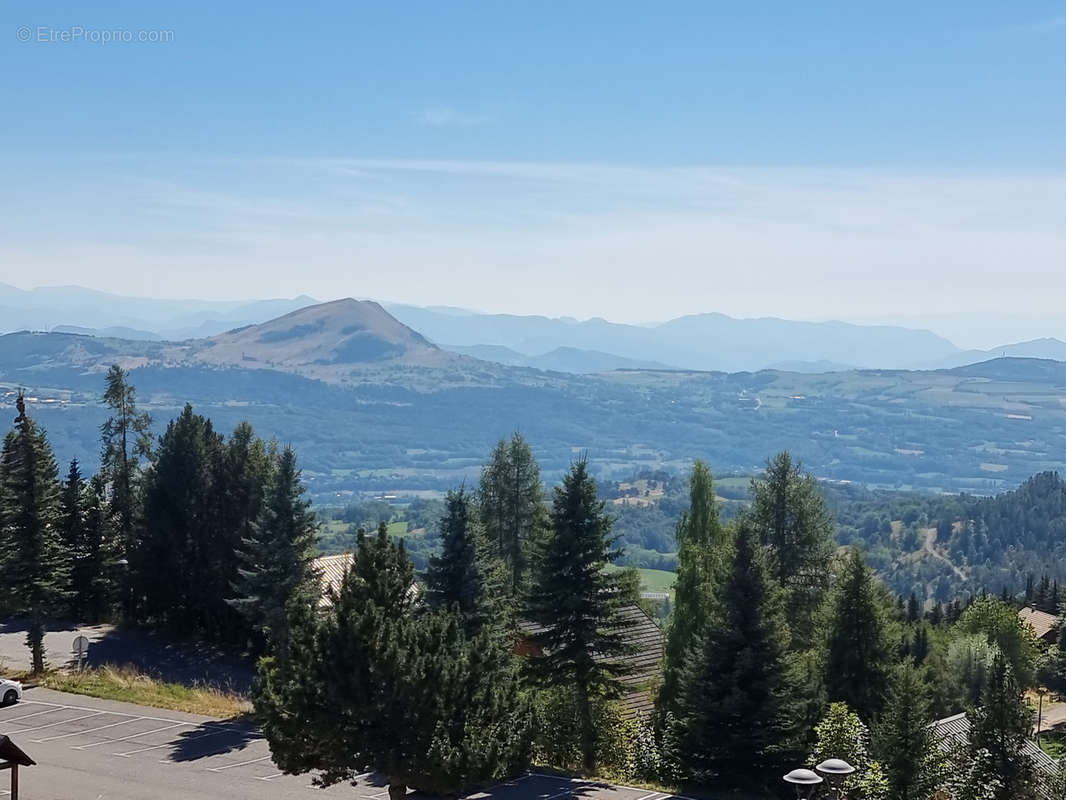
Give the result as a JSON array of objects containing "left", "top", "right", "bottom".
[{"left": 816, "top": 758, "right": 856, "bottom": 776}]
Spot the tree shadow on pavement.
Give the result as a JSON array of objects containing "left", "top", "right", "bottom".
[{"left": 165, "top": 717, "right": 262, "bottom": 762}]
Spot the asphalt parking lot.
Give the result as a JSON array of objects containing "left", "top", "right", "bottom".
[{"left": 0, "top": 687, "right": 696, "bottom": 800}]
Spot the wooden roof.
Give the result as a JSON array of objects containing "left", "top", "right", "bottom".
[
  {"left": 312, "top": 552, "right": 421, "bottom": 608},
  {"left": 1020, "top": 606, "right": 1058, "bottom": 641},
  {"left": 932, "top": 712, "right": 1059, "bottom": 798},
  {"left": 313, "top": 553, "right": 352, "bottom": 608},
  {"left": 0, "top": 735, "right": 35, "bottom": 767},
  {"left": 518, "top": 604, "right": 664, "bottom": 718}
]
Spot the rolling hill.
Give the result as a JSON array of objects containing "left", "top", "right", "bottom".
[{"left": 185, "top": 298, "right": 457, "bottom": 376}]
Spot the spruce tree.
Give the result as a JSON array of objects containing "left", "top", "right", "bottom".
[
  {"left": 657, "top": 460, "right": 724, "bottom": 723},
  {"left": 209, "top": 421, "right": 275, "bottom": 642},
  {"left": 825, "top": 549, "right": 893, "bottom": 721},
  {"left": 99, "top": 365, "right": 152, "bottom": 616},
  {"left": 875, "top": 666, "right": 943, "bottom": 800},
  {"left": 135, "top": 404, "right": 221, "bottom": 631},
  {"left": 748, "top": 451, "right": 834, "bottom": 649},
  {"left": 255, "top": 526, "right": 529, "bottom": 799},
  {"left": 478, "top": 433, "right": 547, "bottom": 597},
  {"left": 59, "top": 458, "right": 86, "bottom": 612},
  {"left": 425, "top": 487, "right": 507, "bottom": 635},
  {"left": 525, "top": 458, "right": 632, "bottom": 773},
  {"left": 670, "top": 521, "right": 803, "bottom": 788},
  {"left": 966, "top": 654, "right": 1039, "bottom": 800},
  {"left": 0, "top": 394, "right": 69, "bottom": 673},
  {"left": 81, "top": 474, "right": 119, "bottom": 621},
  {"left": 229, "top": 446, "right": 318, "bottom": 654}
]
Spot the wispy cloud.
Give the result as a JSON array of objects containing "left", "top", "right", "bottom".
[
  {"left": 413, "top": 106, "right": 491, "bottom": 128},
  {"left": 2, "top": 155, "right": 1066, "bottom": 324}
]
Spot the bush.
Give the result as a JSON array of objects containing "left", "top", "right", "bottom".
[
  {"left": 811, "top": 702, "right": 888, "bottom": 800},
  {"left": 531, "top": 687, "right": 662, "bottom": 780}
]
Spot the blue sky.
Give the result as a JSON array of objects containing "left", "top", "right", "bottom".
[{"left": 2, "top": 2, "right": 1065, "bottom": 331}]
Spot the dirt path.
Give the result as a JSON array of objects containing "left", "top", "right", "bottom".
[{"left": 921, "top": 527, "right": 968, "bottom": 582}]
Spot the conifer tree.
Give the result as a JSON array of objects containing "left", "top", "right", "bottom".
[
  {"left": 81, "top": 474, "right": 119, "bottom": 621},
  {"left": 907, "top": 591, "right": 921, "bottom": 623},
  {"left": 747, "top": 451, "right": 834, "bottom": 650},
  {"left": 526, "top": 458, "right": 632, "bottom": 773},
  {"left": 0, "top": 394, "right": 69, "bottom": 673},
  {"left": 478, "top": 433, "right": 547, "bottom": 597},
  {"left": 59, "top": 457, "right": 103, "bottom": 619},
  {"left": 135, "top": 404, "right": 221, "bottom": 630},
  {"left": 209, "top": 421, "right": 275, "bottom": 642},
  {"left": 657, "top": 460, "right": 724, "bottom": 723},
  {"left": 230, "top": 446, "right": 318, "bottom": 654},
  {"left": 99, "top": 365, "right": 152, "bottom": 615},
  {"left": 255, "top": 526, "right": 529, "bottom": 800},
  {"left": 670, "top": 521, "right": 802, "bottom": 787},
  {"left": 425, "top": 487, "right": 507, "bottom": 635},
  {"left": 965, "top": 654, "right": 1038, "bottom": 800},
  {"left": 875, "top": 666, "right": 943, "bottom": 800},
  {"left": 825, "top": 549, "right": 893, "bottom": 721}
]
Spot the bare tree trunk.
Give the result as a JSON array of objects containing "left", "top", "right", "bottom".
[
  {"left": 388, "top": 783, "right": 407, "bottom": 800},
  {"left": 577, "top": 679, "right": 596, "bottom": 775},
  {"left": 28, "top": 614, "right": 46, "bottom": 675}
]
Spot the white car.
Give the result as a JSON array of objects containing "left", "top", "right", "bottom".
[{"left": 1, "top": 678, "right": 23, "bottom": 706}]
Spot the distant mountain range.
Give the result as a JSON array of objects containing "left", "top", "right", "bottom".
[
  {"left": 4, "top": 297, "right": 1066, "bottom": 497},
  {"left": 0, "top": 282, "right": 318, "bottom": 340},
  {"left": 4, "top": 283, "right": 1066, "bottom": 375}
]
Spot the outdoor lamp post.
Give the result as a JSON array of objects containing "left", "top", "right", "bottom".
[
  {"left": 1037, "top": 686, "right": 1048, "bottom": 742},
  {"left": 815, "top": 759, "right": 855, "bottom": 799},
  {"left": 783, "top": 768, "right": 823, "bottom": 799}
]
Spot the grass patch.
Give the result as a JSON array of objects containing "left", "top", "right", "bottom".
[
  {"left": 38, "top": 665, "right": 251, "bottom": 718},
  {"left": 606, "top": 565, "right": 677, "bottom": 595}
]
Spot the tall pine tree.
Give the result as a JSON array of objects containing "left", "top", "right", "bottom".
[
  {"left": 748, "top": 451, "right": 834, "bottom": 650},
  {"left": 670, "top": 520, "right": 802, "bottom": 788},
  {"left": 135, "top": 404, "right": 221, "bottom": 631},
  {"left": 965, "top": 654, "right": 1039, "bottom": 800},
  {"left": 59, "top": 458, "right": 93, "bottom": 619},
  {"left": 875, "top": 665, "right": 943, "bottom": 800},
  {"left": 229, "top": 446, "right": 318, "bottom": 654},
  {"left": 99, "top": 365, "right": 152, "bottom": 617},
  {"left": 255, "top": 526, "right": 529, "bottom": 800},
  {"left": 478, "top": 433, "right": 547, "bottom": 598},
  {"left": 525, "top": 458, "right": 632, "bottom": 773},
  {"left": 0, "top": 394, "right": 69, "bottom": 673},
  {"left": 657, "top": 460, "right": 725, "bottom": 724},
  {"left": 425, "top": 487, "right": 507, "bottom": 636},
  {"left": 825, "top": 549, "right": 893, "bottom": 721}
]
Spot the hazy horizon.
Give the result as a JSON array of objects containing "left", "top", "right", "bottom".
[{"left": 3, "top": 3, "right": 1065, "bottom": 348}]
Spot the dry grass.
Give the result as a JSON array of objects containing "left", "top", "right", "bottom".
[{"left": 37, "top": 665, "right": 251, "bottom": 718}]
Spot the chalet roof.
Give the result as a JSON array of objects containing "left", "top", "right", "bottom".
[
  {"left": 519, "top": 605, "right": 664, "bottom": 718},
  {"left": 932, "top": 712, "right": 1059, "bottom": 798},
  {"left": 1020, "top": 606, "right": 1058, "bottom": 641},
  {"left": 312, "top": 552, "right": 421, "bottom": 608},
  {"left": 0, "top": 735, "right": 35, "bottom": 767},
  {"left": 314, "top": 553, "right": 352, "bottom": 608}
]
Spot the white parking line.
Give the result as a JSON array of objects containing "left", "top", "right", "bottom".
[
  {"left": 36, "top": 715, "right": 137, "bottom": 742},
  {"left": 633, "top": 793, "right": 663, "bottom": 800},
  {"left": 16, "top": 697, "right": 198, "bottom": 725},
  {"left": 10, "top": 711, "right": 103, "bottom": 734},
  {"left": 115, "top": 725, "right": 248, "bottom": 757},
  {"left": 256, "top": 772, "right": 284, "bottom": 781},
  {"left": 73, "top": 722, "right": 190, "bottom": 750},
  {"left": 208, "top": 754, "right": 273, "bottom": 772},
  {"left": 0, "top": 705, "right": 68, "bottom": 723}
]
